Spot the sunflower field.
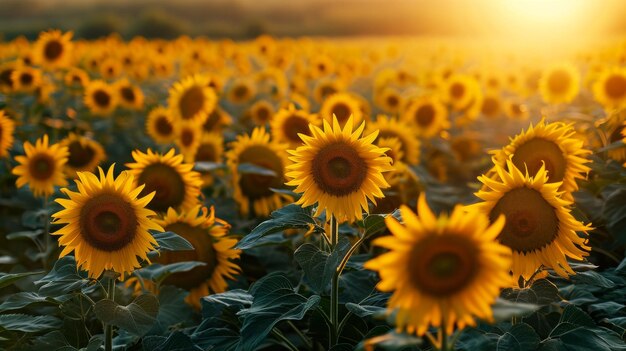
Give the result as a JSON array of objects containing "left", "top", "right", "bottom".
[{"left": 1, "top": 5, "right": 626, "bottom": 350}]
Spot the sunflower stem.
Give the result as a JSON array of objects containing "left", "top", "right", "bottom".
[
  {"left": 329, "top": 215, "right": 339, "bottom": 346},
  {"left": 104, "top": 272, "right": 116, "bottom": 351},
  {"left": 42, "top": 195, "right": 50, "bottom": 270}
]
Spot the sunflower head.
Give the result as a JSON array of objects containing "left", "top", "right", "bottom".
[
  {"left": 146, "top": 106, "right": 180, "bottom": 145},
  {"left": 402, "top": 96, "right": 450, "bottom": 138},
  {"left": 33, "top": 30, "right": 73, "bottom": 68},
  {"left": 0, "top": 110, "right": 16, "bottom": 158},
  {"left": 480, "top": 94, "right": 502, "bottom": 119},
  {"left": 227, "top": 78, "right": 256, "bottom": 104},
  {"left": 320, "top": 93, "right": 364, "bottom": 127},
  {"left": 84, "top": 80, "right": 118, "bottom": 116},
  {"left": 539, "top": 63, "right": 580, "bottom": 104},
  {"left": 471, "top": 159, "right": 592, "bottom": 281},
  {"left": 115, "top": 79, "right": 144, "bottom": 110},
  {"left": 247, "top": 99, "right": 275, "bottom": 126},
  {"left": 176, "top": 122, "right": 203, "bottom": 163},
  {"left": 168, "top": 74, "right": 218, "bottom": 125},
  {"left": 60, "top": 133, "right": 106, "bottom": 177},
  {"left": 13, "top": 135, "right": 68, "bottom": 198},
  {"left": 270, "top": 104, "right": 319, "bottom": 148},
  {"left": 52, "top": 164, "right": 162, "bottom": 279},
  {"left": 202, "top": 106, "right": 232, "bottom": 134},
  {"left": 593, "top": 67, "right": 626, "bottom": 110},
  {"left": 365, "top": 194, "right": 512, "bottom": 336},
  {"left": 64, "top": 67, "right": 90, "bottom": 88},
  {"left": 286, "top": 116, "right": 393, "bottom": 222},
  {"left": 11, "top": 66, "right": 42, "bottom": 93},
  {"left": 366, "top": 115, "right": 421, "bottom": 165},
  {"left": 375, "top": 88, "right": 404, "bottom": 114}
]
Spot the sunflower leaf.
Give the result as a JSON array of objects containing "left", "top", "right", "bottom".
[
  {"left": 35, "top": 256, "right": 89, "bottom": 296},
  {"left": 492, "top": 298, "right": 540, "bottom": 322},
  {"left": 237, "top": 163, "right": 277, "bottom": 177},
  {"left": 0, "top": 292, "right": 61, "bottom": 313},
  {"left": 194, "top": 161, "right": 226, "bottom": 172},
  {"left": 134, "top": 261, "right": 206, "bottom": 283},
  {"left": 0, "top": 314, "right": 62, "bottom": 333},
  {"left": 294, "top": 237, "right": 351, "bottom": 294},
  {"left": 94, "top": 293, "right": 159, "bottom": 337},
  {"left": 0, "top": 271, "right": 44, "bottom": 290},
  {"left": 152, "top": 231, "right": 195, "bottom": 251},
  {"left": 496, "top": 323, "right": 540, "bottom": 351}
]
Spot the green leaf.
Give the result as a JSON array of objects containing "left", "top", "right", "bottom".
[
  {"left": 201, "top": 289, "right": 252, "bottom": 319},
  {"left": 94, "top": 294, "right": 159, "bottom": 336},
  {"left": 571, "top": 270, "right": 615, "bottom": 288},
  {"left": 294, "top": 237, "right": 350, "bottom": 293},
  {"left": 152, "top": 231, "right": 194, "bottom": 251},
  {"left": 236, "top": 204, "right": 323, "bottom": 250},
  {"left": 344, "top": 293, "right": 389, "bottom": 318},
  {"left": 153, "top": 286, "right": 193, "bottom": 332},
  {"left": 6, "top": 229, "right": 44, "bottom": 241},
  {"left": 497, "top": 323, "right": 540, "bottom": 351},
  {"left": 502, "top": 279, "right": 560, "bottom": 305},
  {"left": 237, "top": 272, "right": 321, "bottom": 351},
  {"left": 492, "top": 298, "right": 540, "bottom": 322},
  {"left": 35, "top": 256, "right": 89, "bottom": 296},
  {"left": 143, "top": 331, "right": 203, "bottom": 351},
  {"left": 559, "top": 304, "right": 596, "bottom": 328},
  {"left": 361, "top": 210, "right": 400, "bottom": 238},
  {"left": 0, "top": 292, "right": 60, "bottom": 312},
  {"left": 194, "top": 161, "right": 225, "bottom": 172},
  {"left": 0, "top": 271, "right": 43, "bottom": 290},
  {"left": 603, "top": 188, "right": 626, "bottom": 241},
  {"left": 237, "top": 163, "right": 277, "bottom": 177},
  {"left": 21, "top": 208, "right": 53, "bottom": 229},
  {"left": 135, "top": 261, "right": 206, "bottom": 283},
  {"left": 0, "top": 314, "right": 62, "bottom": 333}
]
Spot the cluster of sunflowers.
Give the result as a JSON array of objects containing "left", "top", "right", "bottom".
[{"left": 1, "top": 29, "right": 626, "bottom": 351}]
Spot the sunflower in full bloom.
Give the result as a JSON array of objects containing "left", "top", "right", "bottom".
[
  {"left": 375, "top": 87, "right": 404, "bottom": 115},
  {"left": 469, "top": 160, "right": 592, "bottom": 281},
  {"left": 13, "top": 135, "right": 68, "bottom": 198},
  {"left": 176, "top": 123, "right": 203, "bottom": 162},
  {"left": 154, "top": 206, "right": 241, "bottom": 308},
  {"left": 539, "top": 63, "right": 580, "bottom": 104},
  {"left": 168, "top": 74, "right": 218, "bottom": 125},
  {"left": 0, "top": 111, "right": 15, "bottom": 158},
  {"left": 202, "top": 106, "right": 232, "bottom": 134},
  {"left": 487, "top": 120, "right": 591, "bottom": 202},
  {"left": 247, "top": 99, "right": 275, "bottom": 126},
  {"left": 11, "top": 65, "right": 43, "bottom": 93},
  {"left": 52, "top": 165, "right": 162, "bottom": 279},
  {"left": 286, "top": 116, "right": 393, "bottom": 222},
  {"left": 59, "top": 133, "right": 106, "bottom": 177},
  {"left": 192, "top": 133, "right": 224, "bottom": 186},
  {"left": 319, "top": 93, "right": 364, "bottom": 127},
  {"left": 480, "top": 93, "right": 503, "bottom": 119},
  {"left": 84, "top": 80, "right": 118, "bottom": 116},
  {"left": 146, "top": 106, "right": 180, "bottom": 145},
  {"left": 366, "top": 115, "right": 420, "bottom": 165},
  {"left": 365, "top": 194, "right": 512, "bottom": 336},
  {"left": 593, "top": 67, "right": 626, "bottom": 109},
  {"left": 0, "top": 62, "right": 18, "bottom": 93},
  {"left": 270, "top": 104, "right": 319, "bottom": 148},
  {"left": 32, "top": 30, "right": 73, "bottom": 69},
  {"left": 115, "top": 79, "right": 144, "bottom": 110},
  {"left": 226, "top": 127, "right": 291, "bottom": 216},
  {"left": 63, "top": 67, "right": 90, "bottom": 89},
  {"left": 442, "top": 74, "right": 479, "bottom": 111},
  {"left": 226, "top": 77, "right": 256, "bottom": 104},
  {"left": 313, "top": 79, "right": 344, "bottom": 104},
  {"left": 126, "top": 148, "right": 203, "bottom": 213},
  {"left": 504, "top": 98, "right": 529, "bottom": 120},
  {"left": 401, "top": 96, "right": 449, "bottom": 138}
]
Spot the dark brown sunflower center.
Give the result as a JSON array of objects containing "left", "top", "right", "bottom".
[
  {"left": 415, "top": 104, "right": 435, "bottom": 127},
  {"left": 67, "top": 141, "right": 96, "bottom": 168},
  {"left": 408, "top": 235, "right": 478, "bottom": 296},
  {"left": 331, "top": 102, "right": 351, "bottom": 124},
  {"left": 548, "top": 70, "right": 571, "bottom": 94},
  {"left": 203, "top": 110, "right": 221, "bottom": 132},
  {"left": 605, "top": 75, "right": 626, "bottom": 99},
  {"left": 283, "top": 115, "right": 311, "bottom": 143},
  {"left": 511, "top": 103, "right": 524, "bottom": 115},
  {"left": 44, "top": 40, "right": 63, "bottom": 61},
  {"left": 138, "top": 163, "right": 186, "bottom": 212},
  {"left": 20, "top": 73, "right": 33, "bottom": 86},
  {"left": 0, "top": 68, "right": 15, "bottom": 88},
  {"left": 121, "top": 86, "right": 136, "bottom": 103},
  {"left": 511, "top": 138, "right": 566, "bottom": 183},
  {"left": 490, "top": 187, "right": 558, "bottom": 253},
  {"left": 181, "top": 129, "right": 195, "bottom": 147},
  {"left": 233, "top": 85, "right": 249, "bottom": 99},
  {"left": 320, "top": 85, "right": 337, "bottom": 99},
  {"left": 28, "top": 154, "right": 55, "bottom": 180},
  {"left": 311, "top": 142, "right": 367, "bottom": 196},
  {"left": 481, "top": 97, "right": 500, "bottom": 117},
  {"left": 255, "top": 106, "right": 271, "bottom": 123},
  {"left": 93, "top": 90, "right": 111, "bottom": 108},
  {"left": 179, "top": 86, "right": 205, "bottom": 120},
  {"left": 155, "top": 116, "right": 173, "bottom": 136},
  {"left": 160, "top": 222, "right": 218, "bottom": 290},
  {"left": 80, "top": 193, "right": 138, "bottom": 251},
  {"left": 450, "top": 83, "right": 465, "bottom": 99},
  {"left": 195, "top": 143, "right": 218, "bottom": 162},
  {"left": 386, "top": 95, "right": 399, "bottom": 107},
  {"left": 238, "top": 145, "right": 284, "bottom": 200}
]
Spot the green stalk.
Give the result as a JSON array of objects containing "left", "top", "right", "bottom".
[
  {"left": 104, "top": 273, "right": 116, "bottom": 351},
  {"left": 329, "top": 215, "right": 339, "bottom": 346}
]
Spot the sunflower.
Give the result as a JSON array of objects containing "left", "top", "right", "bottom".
[
  {"left": 539, "top": 63, "right": 580, "bottom": 104},
  {"left": 84, "top": 80, "right": 118, "bottom": 116},
  {"left": 309, "top": 54, "right": 335, "bottom": 79},
  {"left": 488, "top": 120, "right": 591, "bottom": 202},
  {"left": 99, "top": 58, "right": 122, "bottom": 80},
  {"left": 320, "top": 92, "right": 364, "bottom": 128},
  {"left": 115, "top": 79, "right": 144, "bottom": 110},
  {"left": 402, "top": 96, "right": 450, "bottom": 138},
  {"left": 470, "top": 160, "right": 592, "bottom": 280},
  {"left": 154, "top": 206, "right": 241, "bottom": 308},
  {"left": 202, "top": 106, "right": 232, "bottom": 134},
  {"left": 11, "top": 66, "right": 42, "bottom": 93},
  {"left": 59, "top": 133, "right": 106, "bottom": 177},
  {"left": 126, "top": 148, "right": 203, "bottom": 213},
  {"left": 176, "top": 123, "right": 203, "bottom": 163},
  {"left": 375, "top": 88, "right": 404, "bottom": 114},
  {"left": 0, "top": 111, "right": 15, "bottom": 158},
  {"left": 313, "top": 79, "right": 344, "bottom": 104},
  {"left": 33, "top": 30, "right": 73, "bottom": 69},
  {"left": 443, "top": 74, "right": 479, "bottom": 110},
  {"left": 365, "top": 194, "right": 512, "bottom": 336},
  {"left": 226, "top": 77, "right": 256, "bottom": 104},
  {"left": 270, "top": 104, "right": 319, "bottom": 148},
  {"left": 63, "top": 67, "right": 90, "bottom": 88},
  {"left": 193, "top": 132, "right": 224, "bottom": 164},
  {"left": 13, "top": 135, "right": 68, "bottom": 197},
  {"left": 226, "top": 127, "right": 291, "bottom": 216},
  {"left": 0, "top": 62, "right": 17, "bottom": 93},
  {"left": 247, "top": 99, "right": 275, "bottom": 126},
  {"left": 286, "top": 116, "right": 393, "bottom": 222},
  {"left": 480, "top": 93, "right": 502, "bottom": 119},
  {"left": 168, "top": 74, "right": 218, "bottom": 125},
  {"left": 51, "top": 165, "right": 162, "bottom": 279},
  {"left": 146, "top": 106, "right": 180, "bottom": 145},
  {"left": 366, "top": 115, "right": 420, "bottom": 165},
  {"left": 593, "top": 67, "right": 626, "bottom": 109},
  {"left": 504, "top": 99, "right": 529, "bottom": 120},
  {"left": 605, "top": 114, "right": 626, "bottom": 162},
  {"left": 375, "top": 136, "right": 406, "bottom": 186}
]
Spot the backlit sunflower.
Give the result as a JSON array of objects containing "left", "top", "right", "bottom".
[
  {"left": 84, "top": 80, "right": 118, "bottom": 116},
  {"left": 99, "top": 58, "right": 122, "bottom": 80},
  {"left": 366, "top": 115, "right": 420, "bottom": 165},
  {"left": 52, "top": 165, "right": 162, "bottom": 279},
  {"left": 202, "top": 106, "right": 232, "bottom": 134},
  {"left": 375, "top": 88, "right": 404, "bottom": 115},
  {"left": 443, "top": 74, "right": 479, "bottom": 111},
  {"left": 63, "top": 67, "right": 90, "bottom": 89},
  {"left": 13, "top": 135, "right": 68, "bottom": 198},
  {"left": 226, "top": 127, "right": 291, "bottom": 216},
  {"left": 504, "top": 99, "right": 529, "bottom": 120},
  {"left": 320, "top": 93, "right": 364, "bottom": 127},
  {"left": 470, "top": 160, "right": 592, "bottom": 280},
  {"left": 154, "top": 206, "right": 241, "bottom": 308},
  {"left": 0, "top": 111, "right": 15, "bottom": 158},
  {"left": 605, "top": 114, "right": 626, "bottom": 162},
  {"left": 593, "top": 67, "right": 626, "bottom": 109},
  {"left": 115, "top": 79, "right": 144, "bottom": 110},
  {"left": 33, "top": 30, "right": 73, "bottom": 69},
  {"left": 286, "top": 116, "right": 393, "bottom": 222},
  {"left": 126, "top": 148, "right": 202, "bottom": 213},
  {"left": 539, "top": 63, "right": 580, "bottom": 104},
  {"left": 176, "top": 123, "right": 203, "bottom": 162},
  {"left": 226, "top": 77, "right": 256, "bottom": 104},
  {"left": 480, "top": 93, "right": 502, "bottom": 119},
  {"left": 365, "top": 194, "right": 512, "bottom": 336},
  {"left": 247, "top": 99, "right": 275, "bottom": 126},
  {"left": 146, "top": 106, "right": 180, "bottom": 145},
  {"left": 488, "top": 120, "right": 591, "bottom": 201},
  {"left": 59, "top": 133, "right": 106, "bottom": 177},
  {"left": 375, "top": 136, "right": 406, "bottom": 186},
  {"left": 168, "top": 74, "right": 217, "bottom": 125},
  {"left": 0, "top": 62, "right": 17, "bottom": 93},
  {"left": 11, "top": 66, "right": 42, "bottom": 93},
  {"left": 313, "top": 79, "right": 344, "bottom": 104},
  {"left": 270, "top": 104, "right": 319, "bottom": 148},
  {"left": 402, "top": 96, "right": 450, "bottom": 138}
]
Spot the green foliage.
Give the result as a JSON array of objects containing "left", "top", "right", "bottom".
[{"left": 94, "top": 294, "right": 159, "bottom": 337}]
